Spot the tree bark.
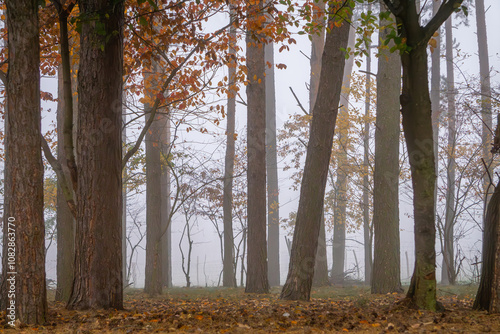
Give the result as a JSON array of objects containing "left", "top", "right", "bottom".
[
  {"left": 245, "top": 0, "right": 269, "bottom": 294},
  {"left": 1, "top": 0, "right": 47, "bottom": 324},
  {"left": 56, "top": 67, "right": 75, "bottom": 302},
  {"left": 280, "top": 2, "right": 353, "bottom": 301},
  {"left": 473, "top": 181, "right": 500, "bottom": 312},
  {"left": 442, "top": 16, "right": 456, "bottom": 286},
  {"left": 475, "top": 0, "right": 492, "bottom": 203},
  {"left": 68, "top": 0, "right": 124, "bottom": 309},
  {"left": 223, "top": 4, "right": 237, "bottom": 288},
  {"left": 371, "top": 2, "right": 402, "bottom": 294},
  {"left": 160, "top": 112, "right": 172, "bottom": 289},
  {"left": 313, "top": 215, "right": 329, "bottom": 286}
]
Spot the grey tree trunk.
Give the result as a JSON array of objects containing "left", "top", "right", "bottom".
[
  {"left": 431, "top": 0, "right": 441, "bottom": 181},
  {"left": 308, "top": 0, "right": 329, "bottom": 288},
  {"left": 160, "top": 112, "right": 172, "bottom": 289},
  {"left": 265, "top": 28, "right": 281, "bottom": 288},
  {"left": 442, "top": 16, "right": 456, "bottom": 286},
  {"left": 122, "top": 102, "right": 128, "bottom": 288},
  {"left": 68, "top": 0, "right": 124, "bottom": 310},
  {"left": 332, "top": 25, "right": 355, "bottom": 285},
  {"left": 280, "top": 3, "right": 353, "bottom": 301},
  {"left": 56, "top": 67, "right": 75, "bottom": 302},
  {"left": 222, "top": 4, "right": 237, "bottom": 288},
  {"left": 245, "top": 0, "right": 269, "bottom": 294},
  {"left": 1, "top": 0, "right": 47, "bottom": 324},
  {"left": 371, "top": 2, "right": 402, "bottom": 294},
  {"left": 363, "top": 8, "right": 373, "bottom": 284},
  {"left": 475, "top": 0, "right": 492, "bottom": 203}
]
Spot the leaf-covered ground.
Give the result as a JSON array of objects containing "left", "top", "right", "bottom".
[{"left": 2, "top": 285, "right": 500, "bottom": 333}]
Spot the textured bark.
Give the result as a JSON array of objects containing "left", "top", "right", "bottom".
[
  {"left": 371, "top": 2, "right": 402, "bottom": 294},
  {"left": 308, "top": 0, "right": 329, "bottom": 288},
  {"left": 0, "top": 0, "right": 47, "bottom": 324},
  {"left": 280, "top": 3, "right": 352, "bottom": 301},
  {"left": 223, "top": 5, "right": 237, "bottom": 288},
  {"left": 67, "top": 0, "right": 124, "bottom": 309},
  {"left": 331, "top": 25, "right": 355, "bottom": 285},
  {"left": 144, "top": 101, "right": 163, "bottom": 296},
  {"left": 56, "top": 67, "right": 75, "bottom": 302},
  {"left": 265, "top": 25, "right": 280, "bottom": 288},
  {"left": 442, "top": 16, "right": 456, "bottom": 285},
  {"left": 245, "top": 0, "right": 269, "bottom": 294},
  {"left": 473, "top": 181, "right": 500, "bottom": 312},
  {"left": 383, "top": 0, "right": 459, "bottom": 311},
  {"left": 475, "top": 0, "right": 492, "bottom": 202}
]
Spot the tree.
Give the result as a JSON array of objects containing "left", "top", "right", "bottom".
[
  {"left": 381, "top": 0, "right": 463, "bottom": 310},
  {"left": 67, "top": 0, "right": 124, "bottom": 309},
  {"left": 371, "top": 1, "right": 402, "bottom": 294},
  {"left": 0, "top": 0, "right": 47, "bottom": 324},
  {"left": 265, "top": 0, "right": 281, "bottom": 288},
  {"left": 441, "top": 15, "right": 457, "bottom": 285},
  {"left": 223, "top": 3, "right": 237, "bottom": 288},
  {"left": 245, "top": 0, "right": 269, "bottom": 294},
  {"left": 280, "top": 0, "right": 353, "bottom": 301}
]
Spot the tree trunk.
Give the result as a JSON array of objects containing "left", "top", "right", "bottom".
[
  {"left": 442, "top": 16, "right": 456, "bottom": 286},
  {"left": 122, "top": 108, "right": 128, "bottom": 287},
  {"left": 245, "top": 0, "right": 269, "bottom": 294},
  {"left": 265, "top": 27, "right": 280, "bottom": 288},
  {"left": 371, "top": 2, "right": 402, "bottom": 294},
  {"left": 331, "top": 24, "right": 355, "bottom": 285},
  {"left": 160, "top": 112, "right": 172, "bottom": 289},
  {"left": 475, "top": 0, "right": 492, "bottom": 203},
  {"left": 363, "top": 9, "right": 373, "bottom": 284},
  {"left": 1, "top": 0, "right": 47, "bottom": 324},
  {"left": 473, "top": 181, "right": 500, "bottom": 312},
  {"left": 280, "top": 3, "right": 353, "bottom": 301},
  {"left": 68, "top": 0, "right": 124, "bottom": 309},
  {"left": 144, "top": 103, "right": 163, "bottom": 295},
  {"left": 223, "top": 4, "right": 237, "bottom": 288},
  {"left": 313, "top": 215, "right": 329, "bottom": 286},
  {"left": 430, "top": 0, "right": 441, "bottom": 196},
  {"left": 56, "top": 67, "right": 75, "bottom": 302}
]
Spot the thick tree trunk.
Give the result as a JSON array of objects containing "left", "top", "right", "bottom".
[
  {"left": 56, "top": 67, "right": 75, "bottom": 302},
  {"left": 475, "top": 0, "right": 492, "bottom": 202},
  {"left": 371, "top": 3, "right": 402, "bottom": 294},
  {"left": 474, "top": 181, "right": 500, "bottom": 312},
  {"left": 68, "top": 0, "right": 124, "bottom": 309},
  {"left": 442, "top": 16, "right": 456, "bottom": 286},
  {"left": 245, "top": 0, "right": 269, "bottom": 294},
  {"left": 144, "top": 106, "right": 163, "bottom": 295},
  {"left": 313, "top": 215, "right": 329, "bottom": 286},
  {"left": 223, "top": 4, "right": 237, "bottom": 288},
  {"left": 266, "top": 33, "right": 281, "bottom": 288},
  {"left": 1, "top": 0, "right": 47, "bottom": 324},
  {"left": 280, "top": 3, "right": 352, "bottom": 301}
]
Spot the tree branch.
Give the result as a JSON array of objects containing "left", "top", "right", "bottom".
[{"left": 422, "top": 0, "right": 463, "bottom": 43}]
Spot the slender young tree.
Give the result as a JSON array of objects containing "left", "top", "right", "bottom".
[
  {"left": 280, "top": 1, "right": 353, "bottom": 301},
  {"left": 245, "top": 0, "right": 269, "bottom": 293},
  {"left": 371, "top": 1, "right": 402, "bottom": 294},
  {"left": 441, "top": 15, "right": 457, "bottom": 285},
  {"left": 381, "top": 0, "right": 463, "bottom": 310},
  {"left": 0, "top": 0, "right": 47, "bottom": 324},
  {"left": 68, "top": 0, "right": 124, "bottom": 309},
  {"left": 223, "top": 4, "right": 237, "bottom": 288}
]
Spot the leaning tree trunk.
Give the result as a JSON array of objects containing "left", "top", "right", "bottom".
[
  {"left": 222, "top": 3, "right": 237, "bottom": 288},
  {"left": 371, "top": 2, "right": 402, "bottom": 294},
  {"left": 474, "top": 181, "right": 500, "bottom": 312},
  {"left": 280, "top": 2, "right": 353, "bottom": 301},
  {"left": 442, "top": 16, "right": 457, "bottom": 286},
  {"left": 245, "top": 0, "right": 269, "bottom": 294},
  {"left": 56, "top": 67, "right": 75, "bottom": 302},
  {"left": 1, "top": 0, "right": 47, "bottom": 324},
  {"left": 68, "top": 0, "right": 124, "bottom": 310}
]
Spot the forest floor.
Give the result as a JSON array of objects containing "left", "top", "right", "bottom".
[{"left": 1, "top": 284, "right": 500, "bottom": 333}]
